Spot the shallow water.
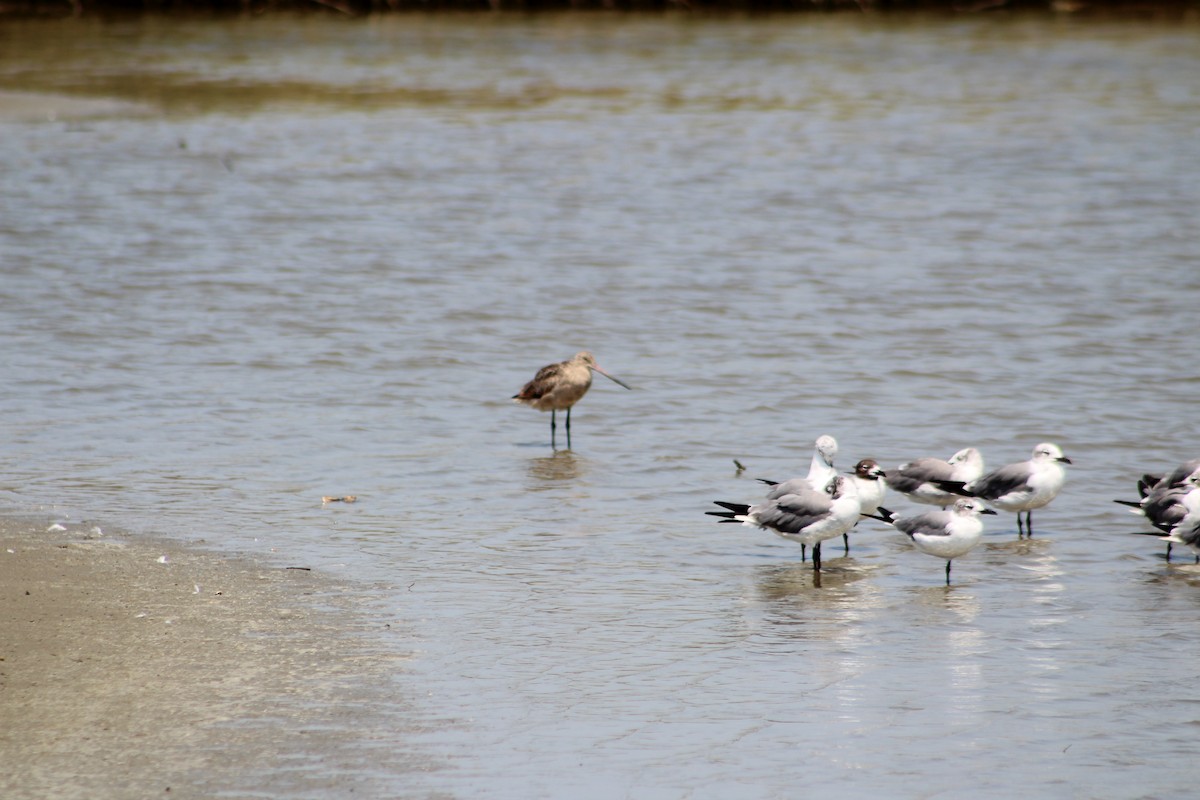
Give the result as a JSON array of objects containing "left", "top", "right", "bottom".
[{"left": 2, "top": 12, "right": 1199, "bottom": 797}]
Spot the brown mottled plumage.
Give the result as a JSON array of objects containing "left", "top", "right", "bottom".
[{"left": 513, "top": 352, "right": 630, "bottom": 448}]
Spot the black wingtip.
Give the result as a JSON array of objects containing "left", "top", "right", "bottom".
[
  {"left": 1112, "top": 499, "right": 1141, "bottom": 508},
  {"left": 705, "top": 510, "right": 739, "bottom": 520},
  {"left": 712, "top": 501, "right": 751, "bottom": 515},
  {"left": 863, "top": 510, "right": 895, "bottom": 524},
  {"left": 932, "top": 480, "right": 975, "bottom": 497},
  {"left": 757, "top": 479, "right": 779, "bottom": 487}
]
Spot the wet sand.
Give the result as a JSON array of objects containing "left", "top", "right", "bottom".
[{"left": 0, "top": 518, "right": 436, "bottom": 800}]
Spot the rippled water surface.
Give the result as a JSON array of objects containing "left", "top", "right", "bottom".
[{"left": 2, "top": 13, "right": 1199, "bottom": 797}]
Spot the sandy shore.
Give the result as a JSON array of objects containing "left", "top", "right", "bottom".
[{"left": 0, "top": 517, "right": 437, "bottom": 799}]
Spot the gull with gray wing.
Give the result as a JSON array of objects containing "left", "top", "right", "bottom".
[
  {"left": 1116, "top": 460, "right": 1200, "bottom": 562},
  {"left": 884, "top": 447, "right": 984, "bottom": 507},
  {"left": 708, "top": 475, "right": 861, "bottom": 572},
  {"left": 938, "top": 443, "right": 1071, "bottom": 537},
  {"left": 870, "top": 498, "right": 996, "bottom": 584}
]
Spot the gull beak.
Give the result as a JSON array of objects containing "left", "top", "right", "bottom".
[
  {"left": 1058, "top": 457, "right": 1073, "bottom": 464},
  {"left": 981, "top": 508, "right": 999, "bottom": 515}
]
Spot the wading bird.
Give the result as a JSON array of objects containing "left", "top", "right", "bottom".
[
  {"left": 755, "top": 435, "right": 843, "bottom": 559},
  {"left": 884, "top": 447, "right": 985, "bottom": 507},
  {"left": 1116, "top": 461, "right": 1200, "bottom": 562},
  {"left": 708, "top": 475, "right": 861, "bottom": 572},
  {"left": 872, "top": 498, "right": 996, "bottom": 585},
  {"left": 938, "top": 443, "right": 1071, "bottom": 538},
  {"left": 513, "top": 351, "right": 631, "bottom": 448}
]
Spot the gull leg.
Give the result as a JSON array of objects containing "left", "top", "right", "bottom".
[
  {"left": 945, "top": 560, "right": 952, "bottom": 585},
  {"left": 843, "top": 533, "right": 850, "bottom": 555},
  {"left": 812, "top": 542, "right": 822, "bottom": 572}
]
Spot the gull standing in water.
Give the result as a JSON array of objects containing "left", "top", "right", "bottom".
[
  {"left": 940, "top": 443, "right": 1071, "bottom": 537},
  {"left": 708, "top": 475, "right": 861, "bottom": 572},
  {"left": 755, "top": 435, "right": 841, "bottom": 559},
  {"left": 841, "top": 458, "right": 890, "bottom": 554},
  {"left": 873, "top": 498, "right": 996, "bottom": 584},
  {"left": 884, "top": 447, "right": 985, "bottom": 507},
  {"left": 1162, "top": 486, "right": 1200, "bottom": 563},
  {"left": 512, "top": 351, "right": 631, "bottom": 449},
  {"left": 1116, "top": 461, "right": 1200, "bottom": 561}
]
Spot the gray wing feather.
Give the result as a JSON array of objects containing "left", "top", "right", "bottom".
[
  {"left": 752, "top": 492, "right": 831, "bottom": 534},
  {"left": 894, "top": 510, "right": 953, "bottom": 538},
  {"left": 971, "top": 463, "right": 1033, "bottom": 500},
  {"left": 884, "top": 458, "right": 952, "bottom": 494}
]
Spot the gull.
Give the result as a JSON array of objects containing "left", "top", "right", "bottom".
[
  {"left": 884, "top": 447, "right": 985, "bottom": 507},
  {"left": 839, "top": 458, "right": 891, "bottom": 554},
  {"left": 757, "top": 435, "right": 839, "bottom": 498},
  {"left": 938, "top": 443, "right": 1071, "bottom": 538},
  {"left": 708, "top": 475, "right": 861, "bottom": 572},
  {"left": 512, "top": 351, "right": 631, "bottom": 449},
  {"left": 754, "top": 435, "right": 848, "bottom": 557},
  {"left": 847, "top": 458, "right": 889, "bottom": 519},
  {"left": 1162, "top": 487, "right": 1200, "bottom": 563},
  {"left": 874, "top": 498, "right": 996, "bottom": 584},
  {"left": 1117, "top": 461, "right": 1200, "bottom": 561}
]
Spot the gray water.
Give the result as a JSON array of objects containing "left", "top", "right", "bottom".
[{"left": 2, "top": 13, "right": 1199, "bottom": 798}]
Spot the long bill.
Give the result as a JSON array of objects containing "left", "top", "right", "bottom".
[{"left": 591, "top": 365, "right": 632, "bottom": 390}]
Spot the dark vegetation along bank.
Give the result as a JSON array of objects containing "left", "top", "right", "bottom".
[{"left": 4, "top": 0, "right": 1200, "bottom": 17}]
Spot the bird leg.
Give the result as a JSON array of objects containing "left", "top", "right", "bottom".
[
  {"left": 1016, "top": 512, "right": 1025, "bottom": 538},
  {"left": 550, "top": 410, "right": 557, "bottom": 449},
  {"left": 843, "top": 533, "right": 850, "bottom": 555},
  {"left": 565, "top": 406, "right": 572, "bottom": 449},
  {"left": 945, "top": 560, "right": 952, "bottom": 585},
  {"left": 800, "top": 544, "right": 807, "bottom": 562},
  {"left": 812, "top": 542, "right": 822, "bottom": 572},
  {"left": 1026, "top": 510, "right": 1034, "bottom": 537}
]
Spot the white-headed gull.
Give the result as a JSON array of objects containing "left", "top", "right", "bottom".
[
  {"left": 753, "top": 434, "right": 841, "bottom": 559},
  {"left": 759, "top": 454, "right": 888, "bottom": 556},
  {"left": 939, "top": 443, "right": 1071, "bottom": 537},
  {"left": 884, "top": 447, "right": 985, "bottom": 507},
  {"left": 759, "top": 435, "right": 839, "bottom": 498},
  {"left": 708, "top": 475, "right": 861, "bottom": 571},
  {"left": 873, "top": 498, "right": 996, "bottom": 584}
]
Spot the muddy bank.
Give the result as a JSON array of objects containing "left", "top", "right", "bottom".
[{"left": 0, "top": 517, "right": 441, "bottom": 800}]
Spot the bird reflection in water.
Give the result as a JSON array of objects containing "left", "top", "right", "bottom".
[
  {"left": 753, "top": 561, "right": 873, "bottom": 600},
  {"left": 526, "top": 449, "right": 586, "bottom": 488}
]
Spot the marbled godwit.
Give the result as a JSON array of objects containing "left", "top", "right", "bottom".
[
  {"left": 884, "top": 447, "right": 985, "bottom": 507},
  {"left": 872, "top": 499, "right": 995, "bottom": 584},
  {"left": 513, "top": 351, "right": 631, "bottom": 448},
  {"left": 938, "top": 443, "right": 1071, "bottom": 537},
  {"left": 707, "top": 475, "right": 861, "bottom": 572}
]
